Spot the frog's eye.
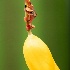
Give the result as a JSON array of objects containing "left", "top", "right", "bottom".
[{"left": 25, "top": 5, "right": 27, "bottom": 8}]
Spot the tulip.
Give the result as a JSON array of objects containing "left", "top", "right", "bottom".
[{"left": 23, "top": 32, "right": 60, "bottom": 70}]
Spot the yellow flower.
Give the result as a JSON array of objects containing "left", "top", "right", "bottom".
[{"left": 23, "top": 33, "right": 60, "bottom": 70}]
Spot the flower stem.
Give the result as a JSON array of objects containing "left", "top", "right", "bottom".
[{"left": 28, "top": 30, "right": 32, "bottom": 35}]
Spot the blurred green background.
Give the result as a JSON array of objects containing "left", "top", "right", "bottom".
[{"left": 0, "top": 0, "right": 69, "bottom": 70}]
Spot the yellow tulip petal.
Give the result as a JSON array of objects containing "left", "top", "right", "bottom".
[{"left": 23, "top": 34, "right": 60, "bottom": 70}]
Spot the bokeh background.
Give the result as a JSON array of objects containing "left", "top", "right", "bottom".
[{"left": 0, "top": 0, "right": 69, "bottom": 70}]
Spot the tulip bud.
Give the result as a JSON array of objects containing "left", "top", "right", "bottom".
[{"left": 23, "top": 33, "right": 60, "bottom": 70}]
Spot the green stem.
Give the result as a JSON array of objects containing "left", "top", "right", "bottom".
[{"left": 28, "top": 30, "right": 32, "bottom": 35}]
